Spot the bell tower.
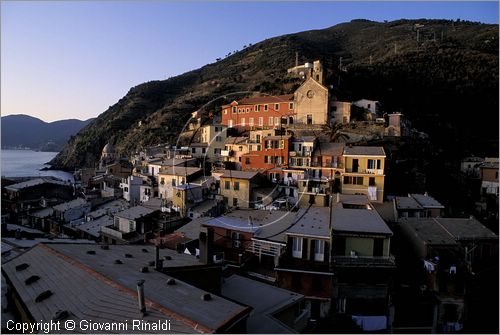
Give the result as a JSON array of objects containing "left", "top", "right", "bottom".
[{"left": 313, "top": 60, "right": 324, "bottom": 85}]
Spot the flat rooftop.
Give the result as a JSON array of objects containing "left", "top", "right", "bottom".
[
  {"left": 332, "top": 203, "right": 393, "bottom": 236},
  {"left": 53, "top": 198, "right": 88, "bottom": 212},
  {"left": 4, "top": 178, "right": 68, "bottom": 192},
  {"left": 395, "top": 196, "right": 423, "bottom": 210},
  {"left": 114, "top": 205, "right": 156, "bottom": 220},
  {"left": 287, "top": 207, "right": 331, "bottom": 238},
  {"left": 410, "top": 194, "right": 444, "bottom": 209}
]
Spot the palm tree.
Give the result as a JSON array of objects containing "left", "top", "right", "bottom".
[{"left": 322, "top": 122, "right": 350, "bottom": 142}]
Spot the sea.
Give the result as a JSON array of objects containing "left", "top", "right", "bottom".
[{"left": 1, "top": 149, "right": 74, "bottom": 182}]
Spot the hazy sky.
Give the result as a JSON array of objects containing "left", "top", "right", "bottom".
[{"left": 2, "top": 1, "right": 498, "bottom": 122}]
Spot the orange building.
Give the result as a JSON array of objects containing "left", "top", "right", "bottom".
[
  {"left": 242, "top": 135, "right": 292, "bottom": 180},
  {"left": 221, "top": 95, "right": 295, "bottom": 131}
]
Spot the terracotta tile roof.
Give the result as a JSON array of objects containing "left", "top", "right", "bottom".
[{"left": 223, "top": 95, "right": 294, "bottom": 107}]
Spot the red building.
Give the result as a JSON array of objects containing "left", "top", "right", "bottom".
[
  {"left": 242, "top": 135, "right": 292, "bottom": 180},
  {"left": 221, "top": 95, "right": 295, "bottom": 131}
]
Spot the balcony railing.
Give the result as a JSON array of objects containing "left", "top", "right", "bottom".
[
  {"left": 332, "top": 255, "right": 395, "bottom": 267},
  {"left": 345, "top": 168, "right": 383, "bottom": 175},
  {"left": 310, "top": 162, "right": 344, "bottom": 169}
]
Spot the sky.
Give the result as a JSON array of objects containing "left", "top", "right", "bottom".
[{"left": 1, "top": 1, "right": 498, "bottom": 122}]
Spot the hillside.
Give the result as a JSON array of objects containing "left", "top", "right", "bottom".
[
  {"left": 50, "top": 19, "right": 498, "bottom": 170},
  {"left": 1, "top": 115, "right": 93, "bottom": 152}
]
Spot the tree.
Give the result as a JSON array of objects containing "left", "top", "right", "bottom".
[{"left": 322, "top": 122, "right": 350, "bottom": 142}]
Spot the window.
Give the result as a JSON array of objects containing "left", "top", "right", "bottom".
[
  {"left": 232, "top": 106, "right": 237, "bottom": 113},
  {"left": 202, "top": 148, "right": 206, "bottom": 154},
  {"left": 225, "top": 180, "right": 230, "bottom": 189},
  {"left": 224, "top": 109, "right": 228, "bottom": 115},
  {"left": 264, "top": 156, "right": 268, "bottom": 163},
  {"left": 241, "top": 118, "right": 245, "bottom": 126},
  {"left": 314, "top": 240, "right": 325, "bottom": 261},
  {"left": 257, "top": 145, "right": 261, "bottom": 151},
  {"left": 264, "top": 104, "right": 268, "bottom": 111},
  {"left": 232, "top": 231, "right": 241, "bottom": 247},
  {"left": 289, "top": 102, "right": 294, "bottom": 110},
  {"left": 238, "top": 146, "right": 243, "bottom": 151},
  {"left": 249, "top": 117, "right": 254, "bottom": 126},
  {"left": 216, "top": 136, "right": 222, "bottom": 142},
  {"left": 192, "top": 147, "right": 196, "bottom": 153},
  {"left": 367, "top": 103, "right": 371, "bottom": 109},
  {"left": 256, "top": 134, "right": 261, "bottom": 142},
  {"left": 238, "top": 108, "right": 242, "bottom": 114},
  {"left": 233, "top": 198, "right": 238, "bottom": 207},
  {"left": 160, "top": 177, "right": 165, "bottom": 185},
  {"left": 258, "top": 117, "right": 263, "bottom": 126},
  {"left": 307, "top": 114, "right": 313, "bottom": 125},
  {"left": 129, "top": 220, "right": 135, "bottom": 232},
  {"left": 292, "top": 237, "right": 303, "bottom": 258},
  {"left": 269, "top": 117, "right": 273, "bottom": 126},
  {"left": 245, "top": 157, "right": 250, "bottom": 164},
  {"left": 255, "top": 104, "right": 260, "bottom": 112},
  {"left": 172, "top": 179, "right": 176, "bottom": 186},
  {"left": 124, "top": 187, "right": 129, "bottom": 192},
  {"left": 369, "top": 177, "right": 376, "bottom": 186},
  {"left": 228, "top": 120, "right": 233, "bottom": 128},
  {"left": 234, "top": 181, "right": 240, "bottom": 190},
  {"left": 275, "top": 103, "right": 279, "bottom": 110},
  {"left": 368, "top": 159, "right": 381, "bottom": 169},
  {"left": 275, "top": 117, "right": 279, "bottom": 125},
  {"left": 246, "top": 108, "right": 250, "bottom": 113}
]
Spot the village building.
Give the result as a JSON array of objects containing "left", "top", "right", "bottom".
[
  {"left": 331, "top": 100, "right": 352, "bottom": 124},
  {"left": 199, "top": 124, "right": 228, "bottom": 160},
  {"left": 221, "top": 95, "right": 295, "bottom": 131},
  {"left": 460, "top": 156, "right": 484, "bottom": 178},
  {"left": 221, "top": 137, "right": 249, "bottom": 170},
  {"left": 219, "top": 170, "right": 265, "bottom": 209},
  {"left": 341, "top": 146, "right": 386, "bottom": 203},
  {"left": 479, "top": 158, "right": 499, "bottom": 196},
  {"left": 353, "top": 99, "right": 381, "bottom": 116},
  {"left": 157, "top": 167, "right": 203, "bottom": 201},
  {"left": 100, "top": 205, "right": 158, "bottom": 244},
  {"left": 397, "top": 216, "right": 498, "bottom": 332},
  {"left": 294, "top": 77, "right": 329, "bottom": 125},
  {"left": 276, "top": 206, "right": 333, "bottom": 319},
  {"left": 330, "top": 195, "right": 395, "bottom": 330}
]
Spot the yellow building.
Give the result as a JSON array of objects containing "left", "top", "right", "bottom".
[
  {"left": 219, "top": 170, "right": 261, "bottom": 209},
  {"left": 341, "top": 146, "right": 386, "bottom": 203}
]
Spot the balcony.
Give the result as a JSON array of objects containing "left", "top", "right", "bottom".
[
  {"left": 221, "top": 150, "right": 233, "bottom": 157},
  {"left": 345, "top": 168, "right": 384, "bottom": 175},
  {"left": 310, "top": 162, "right": 344, "bottom": 169},
  {"left": 277, "top": 254, "right": 332, "bottom": 273},
  {"left": 332, "top": 255, "right": 395, "bottom": 268}
]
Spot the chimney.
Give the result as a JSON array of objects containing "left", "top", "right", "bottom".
[
  {"left": 155, "top": 245, "right": 163, "bottom": 271},
  {"left": 199, "top": 226, "right": 214, "bottom": 264},
  {"left": 136, "top": 280, "right": 146, "bottom": 315}
]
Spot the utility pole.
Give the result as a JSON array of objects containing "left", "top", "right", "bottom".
[{"left": 295, "top": 51, "right": 298, "bottom": 68}]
